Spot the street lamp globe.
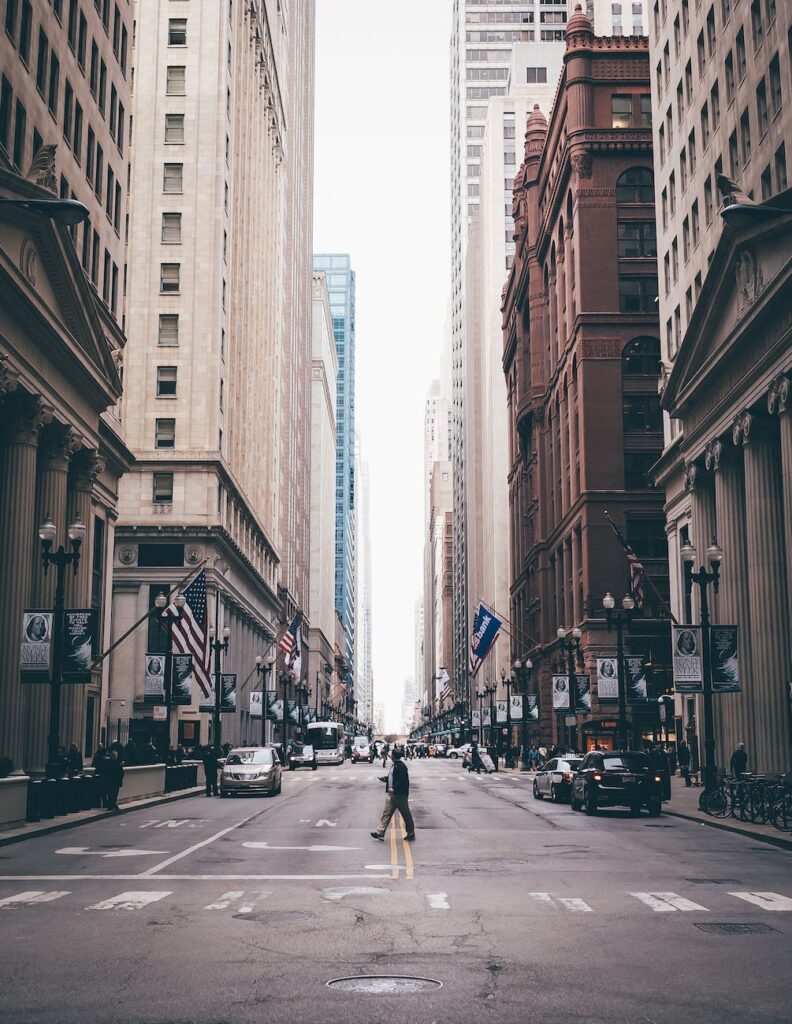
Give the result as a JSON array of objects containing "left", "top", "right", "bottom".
[
  {"left": 525, "top": 658, "right": 533, "bottom": 670},
  {"left": 222, "top": 624, "right": 231, "bottom": 640},
  {"left": 603, "top": 592, "right": 615, "bottom": 611},
  {"left": 154, "top": 591, "right": 167, "bottom": 610},
  {"left": 571, "top": 626, "right": 582, "bottom": 641},
  {"left": 174, "top": 592, "right": 186, "bottom": 609},
  {"left": 256, "top": 654, "right": 262, "bottom": 666},
  {"left": 622, "top": 594, "right": 635, "bottom": 611},
  {"left": 706, "top": 538, "right": 724, "bottom": 566},
  {"left": 513, "top": 659, "right": 521, "bottom": 671},
  {"left": 680, "top": 541, "right": 697, "bottom": 565},
  {"left": 557, "top": 626, "right": 566, "bottom": 639},
  {"left": 38, "top": 516, "right": 57, "bottom": 544},
  {"left": 67, "top": 515, "right": 86, "bottom": 545},
  {"left": 266, "top": 653, "right": 276, "bottom": 668},
  {"left": 208, "top": 625, "right": 216, "bottom": 640}
]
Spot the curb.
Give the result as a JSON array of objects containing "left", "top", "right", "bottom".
[
  {"left": 664, "top": 807, "right": 792, "bottom": 852},
  {"left": 0, "top": 786, "right": 205, "bottom": 848}
]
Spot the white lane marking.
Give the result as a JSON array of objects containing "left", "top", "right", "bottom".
[
  {"left": 56, "top": 847, "right": 166, "bottom": 859},
  {"left": 0, "top": 873, "right": 392, "bottom": 882},
  {"left": 314, "top": 819, "right": 337, "bottom": 828},
  {"left": 322, "top": 886, "right": 388, "bottom": 901},
  {"left": 139, "top": 819, "right": 204, "bottom": 830},
  {"left": 528, "top": 892, "right": 554, "bottom": 905},
  {"left": 427, "top": 892, "right": 450, "bottom": 910},
  {"left": 138, "top": 806, "right": 266, "bottom": 877},
  {"left": 299, "top": 819, "right": 311, "bottom": 823},
  {"left": 87, "top": 890, "right": 172, "bottom": 911},
  {"left": 205, "top": 890, "right": 245, "bottom": 910},
  {"left": 558, "top": 897, "right": 593, "bottom": 912},
  {"left": 242, "top": 842, "right": 359, "bottom": 852},
  {"left": 0, "top": 890, "right": 70, "bottom": 908},
  {"left": 365, "top": 863, "right": 405, "bottom": 871},
  {"left": 729, "top": 891, "right": 792, "bottom": 911},
  {"left": 631, "top": 892, "right": 708, "bottom": 912}
]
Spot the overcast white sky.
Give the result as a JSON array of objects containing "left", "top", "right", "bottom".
[{"left": 313, "top": 0, "right": 452, "bottom": 732}]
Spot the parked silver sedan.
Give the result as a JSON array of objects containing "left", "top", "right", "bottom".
[
  {"left": 220, "top": 746, "right": 282, "bottom": 797},
  {"left": 532, "top": 757, "right": 582, "bottom": 802}
]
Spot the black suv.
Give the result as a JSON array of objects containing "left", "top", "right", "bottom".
[{"left": 570, "top": 750, "right": 663, "bottom": 817}]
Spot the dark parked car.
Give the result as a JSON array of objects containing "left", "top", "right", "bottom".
[
  {"left": 532, "top": 757, "right": 582, "bottom": 802},
  {"left": 288, "top": 743, "right": 317, "bottom": 771},
  {"left": 570, "top": 750, "right": 663, "bottom": 817}
]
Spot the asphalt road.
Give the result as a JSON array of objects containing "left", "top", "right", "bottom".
[{"left": 0, "top": 758, "right": 790, "bottom": 1024}]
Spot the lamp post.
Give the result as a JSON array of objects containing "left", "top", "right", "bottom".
[
  {"left": 513, "top": 657, "right": 533, "bottom": 770},
  {"left": 154, "top": 589, "right": 186, "bottom": 752},
  {"left": 255, "top": 653, "right": 276, "bottom": 746},
  {"left": 475, "top": 690, "right": 485, "bottom": 744},
  {"left": 500, "top": 667, "right": 513, "bottom": 765},
  {"left": 603, "top": 592, "right": 636, "bottom": 750},
  {"left": 38, "top": 514, "right": 87, "bottom": 766},
  {"left": 278, "top": 670, "right": 292, "bottom": 744},
  {"left": 0, "top": 197, "right": 90, "bottom": 225},
  {"left": 208, "top": 622, "right": 230, "bottom": 749},
  {"left": 557, "top": 626, "right": 582, "bottom": 751},
  {"left": 484, "top": 681, "right": 497, "bottom": 753},
  {"left": 680, "top": 537, "right": 723, "bottom": 798}
]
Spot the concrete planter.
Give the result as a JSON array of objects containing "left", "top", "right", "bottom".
[
  {"left": 118, "top": 765, "right": 166, "bottom": 803},
  {"left": 0, "top": 775, "right": 32, "bottom": 832}
]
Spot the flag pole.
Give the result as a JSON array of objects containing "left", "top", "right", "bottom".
[
  {"left": 603, "top": 510, "right": 678, "bottom": 625},
  {"left": 476, "top": 598, "right": 539, "bottom": 650}
]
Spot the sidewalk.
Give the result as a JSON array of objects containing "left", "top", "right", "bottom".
[{"left": 0, "top": 784, "right": 204, "bottom": 848}]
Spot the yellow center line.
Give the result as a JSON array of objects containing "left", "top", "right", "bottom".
[{"left": 389, "top": 816, "right": 399, "bottom": 880}]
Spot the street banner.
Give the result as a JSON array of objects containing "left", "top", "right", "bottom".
[
  {"left": 220, "top": 674, "right": 237, "bottom": 713},
  {"left": 711, "top": 625, "right": 741, "bottom": 692},
  {"left": 170, "top": 653, "right": 193, "bottom": 706},
  {"left": 62, "top": 609, "right": 97, "bottom": 683},
  {"left": 265, "top": 690, "right": 279, "bottom": 720},
  {"left": 596, "top": 657, "right": 619, "bottom": 702},
  {"left": 198, "top": 685, "right": 214, "bottom": 712},
  {"left": 302, "top": 704, "right": 311, "bottom": 723},
  {"left": 626, "top": 656, "right": 648, "bottom": 703},
  {"left": 574, "top": 673, "right": 591, "bottom": 714},
  {"left": 525, "top": 694, "right": 539, "bottom": 721},
  {"left": 20, "top": 610, "right": 53, "bottom": 683},
  {"left": 249, "top": 691, "right": 264, "bottom": 718},
  {"left": 672, "top": 625, "right": 703, "bottom": 692},
  {"left": 552, "top": 675, "right": 571, "bottom": 711},
  {"left": 287, "top": 698, "right": 299, "bottom": 723},
  {"left": 144, "top": 654, "right": 166, "bottom": 699},
  {"left": 510, "top": 695, "right": 523, "bottom": 719},
  {"left": 481, "top": 706, "right": 491, "bottom": 727},
  {"left": 152, "top": 705, "right": 167, "bottom": 722},
  {"left": 496, "top": 699, "right": 508, "bottom": 723},
  {"left": 469, "top": 603, "right": 502, "bottom": 677},
  {"left": 472, "top": 709, "right": 481, "bottom": 728}
]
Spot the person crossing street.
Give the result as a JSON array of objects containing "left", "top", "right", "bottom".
[{"left": 371, "top": 746, "right": 415, "bottom": 842}]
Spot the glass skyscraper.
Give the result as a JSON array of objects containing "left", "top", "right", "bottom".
[{"left": 313, "top": 254, "right": 356, "bottom": 686}]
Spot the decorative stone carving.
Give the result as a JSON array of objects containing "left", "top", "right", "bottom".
[
  {"left": 734, "top": 249, "right": 764, "bottom": 316},
  {"left": 704, "top": 439, "right": 723, "bottom": 472},
  {"left": 118, "top": 545, "right": 137, "bottom": 566},
  {"left": 733, "top": 410, "right": 754, "bottom": 446},
  {"left": 19, "top": 236, "right": 37, "bottom": 285},
  {"left": 7, "top": 396, "right": 55, "bottom": 444},
  {"left": 185, "top": 545, "right": 203, "bottom": 565},
  {"left": 570, "top": 151, "right": 593, "bottom": 179},
  {"left": 767, "top": 374, "right": 791, "bottom": 415},
  {"left": 71, "top": 448, "right": 105, "bottom": 488},
  {"left": 26, "top": 144, "right": 58, "bottom": 193},
  {"left": 0, "top": 354, "right": 20, "bottom": 403},
  {"left": 683, "top": 462, "right": 699, "bottom": 492}
]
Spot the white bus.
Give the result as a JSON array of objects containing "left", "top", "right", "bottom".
[{"left": 305, "top": 721, "right": 345, "bottom": 765}]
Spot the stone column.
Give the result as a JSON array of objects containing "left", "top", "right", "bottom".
[
  {"left": 708, "top": 439, "right": 755, "bottom": 764},
  {"left": 0, "top": 397, "right": 52, "bottom": 771},
  {"left": 769, "top": 375, "right": 792, "bottom": 650},
  {"left": 737, "top": 411, "right": 792, "bottom": 772}
]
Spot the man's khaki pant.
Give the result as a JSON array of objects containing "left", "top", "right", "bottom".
[{"left": 378, "top": 793, "right": 414, "bottom": 836}]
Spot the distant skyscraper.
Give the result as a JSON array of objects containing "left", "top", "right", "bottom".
[
  {"left": 313, "top": 254, "right": 356, "bottom": 688},
  {"left": 356, "top": 447, "right": 373, "bottom": 726}
]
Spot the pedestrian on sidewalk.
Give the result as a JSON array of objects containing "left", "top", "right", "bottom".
[
  {"left": 371, "top": 746, "right": 415, "bottom": 843},
  {"left": 103, "top": 749, "right": 124, "bottom": 811},
  {"left": 678, "top": 740, "right": 692, "bottom": 786},
  {"left": 730, "top": 742, "right": 748, "bottom": 777},
  {"left": 469, "top": 740, "right": 484, "bottom": 774},
  {"left": 203, "top": 745, "right": 220, "bottom": 796},
  {"left": 381, "top": 741, "right": 390, "bottom": 768},
  {"left": 66, "top": 743, "right": 83, "bottom": 777}
]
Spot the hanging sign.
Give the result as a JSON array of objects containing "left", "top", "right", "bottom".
[
  {"left": 510, "top": 694, "right": 523, "bottom": 718},
  {"left": 525, "top": 694, "right": 539, "bottom": 721},
  {"left": 287, "top": 698, "right": 299, "bottom": 723},
  {"left": 62, "top": 609, "right": 97, "bottom": 683},
  {"left": 144, "top": 654, "right": 166, "bottom": 699},
  {"left": 220, "top": 674, "right": 237, "bottom": 713},
  {"left": 711, "top": 625, "right": 741, "bottom": 692},
  {"left": 481, "top": 706, "right": 492, "bottom": 727},
  {"left": 199, "top": 685, "right": 214, "bottom": 712},
  {"left": 552, "top": 675, "right": 571, "bottom": 711},
  {"left": 496, "top": 699, "right": 508, "bottom": 723},
  {"left": 249, "top": 691, "right": 264, "bottom": 718},
  {"left": 626, "top": 656, "right": 648, "bottom": 703},
  {"left": 596, "top": 657, "right": 619, "bottom": 702},
  {"left": 574, "top": 673, "right": 591, "bottom": 714},
  {"left": 672, "top": 625, "right": 703, "bottom": 693},
  {"left": 472, "top": 709, "right": 481, "bottom": 728},
  {"left": 170, "top": 653, "right": 193, "bottom": 705},
  {"left": 20, "top": 610, "right": 53, "bottom": 683},
  {"left": 152, "top": 705, "right": 168, "bottom": 722},
  {"left": 265, "top": 690, "right": 280, "bottom": 720}
]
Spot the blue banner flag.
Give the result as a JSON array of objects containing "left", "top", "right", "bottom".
[{"left": 469, "top": 603, "right": 502, "bottom": 678}]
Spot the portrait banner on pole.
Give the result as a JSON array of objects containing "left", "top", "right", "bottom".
[
  {"left": 472, "top": 709, "right": 481, "bottom": 728},
  {"left": 596, "top": 657, "right": 619, "bottom": 702},
  {"left": 481, "top": 707, "right": 491, "bottom": 727},
  {"left": 199, "top": 685, "right": 214, "bottom": 712},
  {"left": 249, "top": 691, "right": 263, "bottom": 718},
  {"left": 20, "top": 610, "right": 53, "bottom": 683},
  {"left": 144, "top": 654, "right": 165, "bottom": 700},
  {"left": 552, "top": 675, "right": 571, "bottom": 711},
  {"left": 510, "top": 695, "right": 523, "bottom": 719},
  {"left": 672, "top": 625, "right": 703, "bottom": 692},
  {"left": 496, "top": 699, "right": 508, "bottom": 723}
]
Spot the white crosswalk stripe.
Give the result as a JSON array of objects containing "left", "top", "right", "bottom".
[
  {"left": 87, "top": 891, "right": 172, "bottom": 911},
  {"left": 204, "top": 890, "right": 245, "bottom": 910},
  {"left": 729, "top": 891, "right": 792, "bottom": 911},
  {"left": 528, "top": 892, "right": 593, "bottom": 911},
  {"left": 204, "top": 890, "right": 271, "bottom": 912},
  {"left": 0, "top": 890, "right": 70, "bottom": 909},
  {"left": 630, "top": 891, "right": 708, "bottom": 912}
]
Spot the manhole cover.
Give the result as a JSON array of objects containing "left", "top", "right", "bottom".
[
  {"left": 327, "top": 976, "right": 442, "bottom": 994},
  {"left": 695, "top": 923, "right": 779, "bottom": 935}
]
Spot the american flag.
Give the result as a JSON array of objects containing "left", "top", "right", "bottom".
[
  {"left": 169, "top": 569, "right": 212, "bottom": 697},
  {"left": 277, "top": 612, "right": 303, "bottom": 660},
  {"left": 605, "top": 512, "right": 646, "bottom": 609}
]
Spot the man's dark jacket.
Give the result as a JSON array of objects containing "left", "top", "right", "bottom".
[{"left": 385, "top": 760, "right": 409, "bottom": 796}]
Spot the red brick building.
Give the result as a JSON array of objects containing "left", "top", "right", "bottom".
[{"left": 502, "top": 7, "right": 672, "bottom": 752}]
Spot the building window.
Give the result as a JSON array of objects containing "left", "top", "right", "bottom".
[
  {"left": 163, "top": 162, "right": 183, "bottom": 192},
  {"left": 617, "top": 222, "right": 657, "bottom": 258},
  {"left": 612, "top": 94, "right": 632, "bottom": 129},
  {"left": 525, "top": 67, "right": 547, "bottom": 83},
  {"left": 751, "top": 0, "right": 763, "bottom": 50},
  {"left": 740, "top": 108, "right": 751, "bottom": 165},
  {"left": 769, "top": 54, "right": 782, "bottom": 116},
  {"left": 619, "top": 276, "right": 659, "bottom": 313},
  {"left": 12, "top": 99, "right": 25, "bottom": 170},
  {"left": 158, "top": 313, "right": 179, "bottom": 346},
  {"left": 725, "top": 51, "right": 735, "bottom": 102},
  {"left": 700, "top": 103, "right": 710, "bottom": 150},
  {"left": 615, "top": 167, "right": 654, "bottom": 203},
  {"left": 711, "top": 81, "right": 720, "bottom": 130},
  {"left": 776, "top": 144, "right": 788, "bottom": 190},
  {"left": 77, "top": 12, "right": 87, "bottom": 69},
  {"left": 36, "top": 29, "right": 49, "bottom": 95},
  {"left": 160, "top": 263, "right": 180, "bottom": 293},
  {"left": 156, "top": 366, "right": 177, "bottom": 397},
  {"left": 736, "top": 29, "right": 746, "bottom": 80},
  {"left": 640, "top": 95, "right": 652, "bottom": 128},
  {"left": 756, "top": 79, "right": 769, "bottom": 136},
  {"left": 161, "top": 212, "right": 182, "bottom": 243},
  {"left": 165, "top": 113, "right": 184, "bottom": 143},
  {"left": 704, "top": 174, "right": 713, "bottom": 223},
  {"left": 168, "top": 18, "right": 187, "bottom": 46},
  {"left": 166, "top": 66, "right": 186, "bottom": 95},
  {"left": 761, "top": 163, "right": 773, "bottom": 198},
  {"left": 155, "top": 418, "right": 176, "bottom": 449},
  {"left": 691, "top": 199, "right": 700, "bottom": 247},
  {"left": 18, "top": 0, "right": 31, "bottom": 63},
  {"left": 706, "top": 6, "right": 716, "bottom": 55},
  {"left": 153, "top": 473, "right": 174, "bottom": 504},
  {"left": 729, "top": 129, "right": 739, "bottom": 175}
]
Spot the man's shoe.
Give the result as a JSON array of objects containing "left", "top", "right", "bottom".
[
  {"left": 370, "top": 831, "right": 385, "bottom": 841},
  {"left": 404, "top": 833, "right": 416, "bottom": 842}
]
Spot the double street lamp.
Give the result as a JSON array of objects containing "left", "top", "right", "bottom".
[
  {"left": 38, "top": 514, "right": 87, "bottom": 766},
  {"left": 154, "top": 590, "right": 186, "bottom": 750},
  {"left": 680, "top": 537, "right": 723, "bottom": 797},
  {"left": 512, "top": 657, "right": 533, "bottom": 770},
  {"left": 255, "top": 653, "right": 276, "bottom": 746},
  {"left": 603, "top": 592, "right": 636, "bottom": 750},
  {"left": 557, "top": 625, "right": 582, "bottom": 752},
  {"left": 208, "top": 623, "right": 231, "bottom": 749}
]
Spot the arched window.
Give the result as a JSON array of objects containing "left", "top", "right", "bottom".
[
  {"left": 622, "top": 337, "right": 661, "bottom": 376},
  {"left": 616, "top": 167, "right": 654, "bottom": 204},
  {"left": 622, "top": 337, "right": 662, "bottom": 489}
]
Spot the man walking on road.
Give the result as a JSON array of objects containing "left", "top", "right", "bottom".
[
  {"left": 203, "top": 745, "right": 220, "bottom": 797},
  {"left": 371, "top": 746, "right": 415, "bottom": 842},
  {"left": 730, "top": 742, "right": 748, "bottom": 776}
]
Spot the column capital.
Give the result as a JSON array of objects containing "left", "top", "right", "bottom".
[
  {"left": 0, "top": 353, "right": 20, "bottom": 403},
  {"left": 683, "top": 460, "right": 702, "bottom": 492},
  {"left": 704, "top": 439, "right": 725, "bottom": 471},
  {"left": 767, "top": 374, "right": 792, "bottom": 416},
  {"left": 70, "top": 446, "right": 105, "bottom": 489},
  {"left": 39, "top": 422, "right": 83, "bottom": 468},
  {"left": 3, "top": 393, "right": 55, "bottom": 445},
  {"left": 733, "top": 410, "right": 753, "bottom": 446}
]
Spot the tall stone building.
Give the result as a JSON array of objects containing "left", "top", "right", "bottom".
[
  {"left": 355, "top": 445, "right": 373, "bottom": 728},
  {"left": 502, "top": 9, "right": 671, "bottom": 751},
  {"left": 0, "top": 0, "right": 133, "bottom": 771},
  {"left": 112, "top": 0, "right": 314, "bottom": 751},
  {"left": 651, "top": 1, "right": 792, "bottom": 771}
]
